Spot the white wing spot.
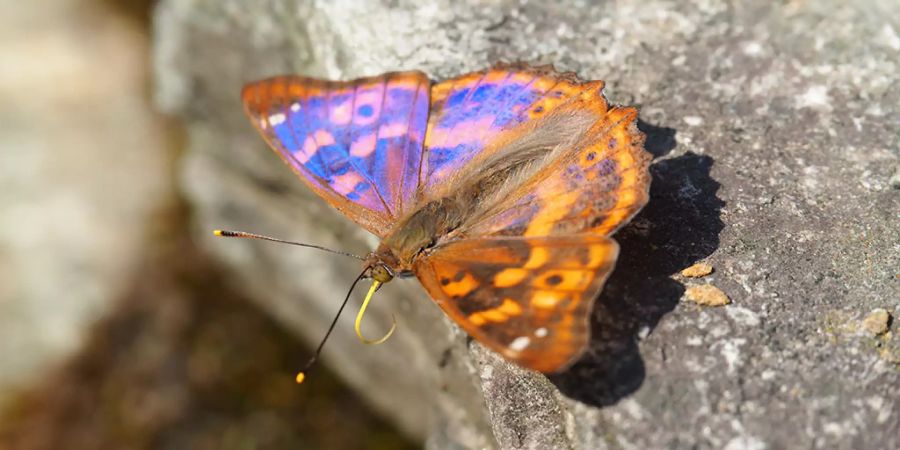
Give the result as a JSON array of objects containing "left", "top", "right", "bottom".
[
  {"left": 268, "top": 112, "right": 286, "bottom": 125},
  {"left": 534, "top": 327, "right": 548, "bottom": 338},
  {"left": 259, "top": 118, "right": 268, "bottom": 130},
  {"left": 290, "top": 102, "right": 301, "bottom": 112},
  {"left": 509, "top": 336, "right": 530, "bottom": 352}
]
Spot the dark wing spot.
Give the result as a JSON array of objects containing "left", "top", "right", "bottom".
[
  {"left": 440, "top": 277, "right": 451, "bottom": 286},
  {"left": 586, "top": 151, "right": 596, "bottom": 161},
  {"left": 596, "top": 158, "right": 617, "bottom": 176},
  {"left": 608, "top": 137, "right": 618, "bottom": 149},
  {"left": 585, "top": 214, "right": 609, "bottom": 229},
  {"left": 452, "top": 270, "right": 466, "bottom": 282},
  {"left": 457, "top": 288, "right": 504, "bottom": 315},
  {"left": 534, "top": 106, "right": 544, "bottom": 114},
  {"left": 545, "top": 274, "right": 563, "bottom": 286}
]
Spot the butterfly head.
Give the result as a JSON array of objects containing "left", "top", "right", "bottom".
[
  {"left": 367, "top": 263, "right": 395, "bottom": 283},
  {"left": 363, "top": 244, "right": 404, "bottom": 284}
]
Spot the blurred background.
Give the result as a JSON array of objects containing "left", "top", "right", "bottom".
[
  {"left": 0, "top": 0, "right": 415, "bottom": 448},
  {"left": 3, "top": 0, "right": 898, "bottom": 449}
]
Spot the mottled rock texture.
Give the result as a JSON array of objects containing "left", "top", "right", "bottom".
[{"left": 154, "top": 0, "right": 899, "bottom": 448}]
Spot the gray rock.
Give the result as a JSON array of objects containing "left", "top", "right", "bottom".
[
  {"left": 0, "top": 0, "right": 169, "bottom": 409},
  {"left": 154, "top": 0, "right": 900, "bottom": 448}
]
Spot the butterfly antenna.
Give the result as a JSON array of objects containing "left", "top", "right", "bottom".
[
  {"left": 295, "top": 268, "right": 369, "bottom": 384},
  {"left": 354, "top": 280, "right": 396, "bottom": 345},
  {"left": 213, "top": 229, "right": 366, "bottom": 261}
]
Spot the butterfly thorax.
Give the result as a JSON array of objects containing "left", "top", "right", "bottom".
[
  {"left": 377, "top": 195, "right": 474, "bottom": 270},
  {"left": 373, "top": 127, "right": 592, "bottom": 275}
]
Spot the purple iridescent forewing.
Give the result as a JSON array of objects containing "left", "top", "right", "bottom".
[
  {"left": 242, "top": 72, "right": 430, "bottom": 236},
  {"left": 420, "top": 65, "right": 585, "bottom": 199}
]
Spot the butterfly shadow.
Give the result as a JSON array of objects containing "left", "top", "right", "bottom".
[{"left": 549, "top": 121, "right": 725, "bottom": 407}]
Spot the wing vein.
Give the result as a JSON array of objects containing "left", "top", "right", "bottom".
[
  {"left": 489, "top": 73, "right": 538, "bottom": 131},
  {"left": 397, "top": 76, "right": 421, "bottom": 215},
  {"left": 347, "top": 79, "right": 393, "bottom": 216},
  {"left": 283, "top": 78, "right": 308, "bottom": 166}
]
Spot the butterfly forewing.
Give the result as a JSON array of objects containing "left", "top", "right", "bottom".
[
  {"left": 414, "top": 235, "right": 619, "bottom": 372},
  {"left": 420, "top": 64, "right": 600, "bottom": 200},
  {"left": 242, "top": 72, "right": 430, "bottom": 236}
]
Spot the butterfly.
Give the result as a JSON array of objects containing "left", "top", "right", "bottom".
[{"left": 238, "top": 63, "right": 651, "bottom": 373}]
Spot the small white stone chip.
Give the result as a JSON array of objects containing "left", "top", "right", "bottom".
[
  {"left": 743, "top": 41, "right": 763, "bottom": 56},
  {"left": 684, "top": 116, "right": 704, "bottom": 126}
]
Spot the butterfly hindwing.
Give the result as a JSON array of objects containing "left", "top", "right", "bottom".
[
  {"left": 242, "top": 72, "right": 430, "bottom": 236},
  {"left": 410, "top": 65, "right": 649, "bottom": 372},
  {"left": 461, "top": 105, "right": 651, "bottom": 238},
  {"left": 413, "top": 235, "right": 619, "bottom": 372},
  {"left": 418, "top": 64, "right": 650, "bottom": 241}
]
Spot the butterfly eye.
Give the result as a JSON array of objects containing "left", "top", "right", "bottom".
[{"left": 370, "top": 264, "right": 394, "bottom": 283}]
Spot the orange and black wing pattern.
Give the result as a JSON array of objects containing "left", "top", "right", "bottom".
[{"left": 414, "top": 235, "right": 619, "bottom": 372}]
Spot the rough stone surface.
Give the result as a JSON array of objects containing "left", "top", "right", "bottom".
[{"left": 154, "top": 0, "right": 900, "bottom": 448}]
